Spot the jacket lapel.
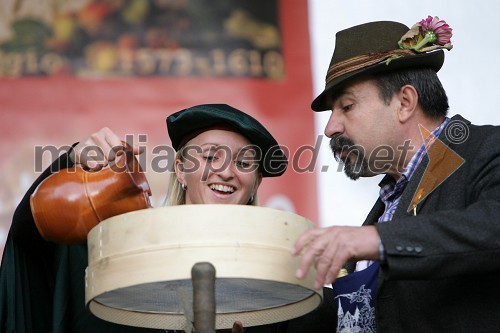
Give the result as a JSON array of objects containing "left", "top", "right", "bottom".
[{"left": 395, "top": 115, "right": 468, "bottom": 217}]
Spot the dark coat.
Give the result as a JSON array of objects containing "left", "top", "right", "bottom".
[{"left": 370, "top": 115, "right": 500, "bottom": 332}]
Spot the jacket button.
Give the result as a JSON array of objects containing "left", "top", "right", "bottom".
[
  {"left": 415, "top": 246, "right": 422, "bottom": 253},
  {"left": 396, "top": 245, "right": 403, "bottom": 251},
  {"left": 406, "top": 246, "right": 414, "bottom": 252}
]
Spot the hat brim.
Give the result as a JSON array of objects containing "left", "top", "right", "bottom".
[{"left": 311, "top": 50, "right": 445, "bottom": 111}]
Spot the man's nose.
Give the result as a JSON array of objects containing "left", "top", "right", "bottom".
[{"left": 324, "top": 111, "right": 344, "bottom": 138}]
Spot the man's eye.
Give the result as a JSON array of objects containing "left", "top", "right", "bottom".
[{"left": 342, "top": 104, "right": 353, "bottom": 112}]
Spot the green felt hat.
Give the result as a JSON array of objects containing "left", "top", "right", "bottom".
[{"left": 312, "top": 21, "right": 445, "bottom": 111}]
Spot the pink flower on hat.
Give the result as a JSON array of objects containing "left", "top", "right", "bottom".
[
  {"left": 398, "top": 16, "right": 453, "bottom": 53},
  {"left": 419, "top": 16, "right": 452, "bottom": 46}
]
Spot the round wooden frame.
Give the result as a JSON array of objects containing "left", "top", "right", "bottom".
[{"left": 85, "top": 205, "right": 322, "bottom": 330}]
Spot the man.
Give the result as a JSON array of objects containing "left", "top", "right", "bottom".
[{"left": 292, "top": 18, "right": 500, "bottom": 332}]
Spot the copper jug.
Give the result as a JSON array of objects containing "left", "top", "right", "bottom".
[{"left": 30, "top": 146, "right": 152, "bottom": 244}]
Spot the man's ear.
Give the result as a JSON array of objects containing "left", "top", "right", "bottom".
[{"left": 397, "top": 84, "right": 418, "bottom": 123}]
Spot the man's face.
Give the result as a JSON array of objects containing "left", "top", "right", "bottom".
[{"left": 325, "top": 78, "right": 400, "bottom": 179}]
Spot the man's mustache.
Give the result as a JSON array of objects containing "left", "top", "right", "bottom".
[{"left": 329, "top": 135, "right": 356, "bottom": 160}]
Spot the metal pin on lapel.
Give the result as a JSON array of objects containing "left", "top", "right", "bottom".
[{"left": 412, "top": 205, "right": 417, "bottom": 216}]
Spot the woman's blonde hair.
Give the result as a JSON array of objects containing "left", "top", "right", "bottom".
[{"left": 165, "top": 148, "right": 260, "bottom": 206}]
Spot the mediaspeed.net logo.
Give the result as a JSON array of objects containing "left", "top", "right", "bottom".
[{"left": 407, "top": 120, "right": 467, "bottom": 214}]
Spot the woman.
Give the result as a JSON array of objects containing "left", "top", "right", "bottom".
[
  {"left": 0, "top": 104, "right": 287, "bottom": 333},
  {"left": 165, "top": 103, "right": 286, "bottom": 206}
]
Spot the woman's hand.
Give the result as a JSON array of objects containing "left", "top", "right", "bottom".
[{"left": 70, "top": 127, "right": 143, "bottom": 170}]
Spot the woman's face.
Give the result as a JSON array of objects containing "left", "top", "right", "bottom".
[{"left": 175, "top": 129, "right": 262, "bottom": 205}]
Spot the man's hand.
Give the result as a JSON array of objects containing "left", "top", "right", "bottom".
[
  {"left": 291, "top": 225, "right": 380, "bottom": 289},
  {"left": 216, "top": 321, "right": 244, "bottom": 333}
]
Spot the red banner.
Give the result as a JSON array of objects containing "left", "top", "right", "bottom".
[{"left": 0, "top": 0, "right": 317, "bottom": 255}]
